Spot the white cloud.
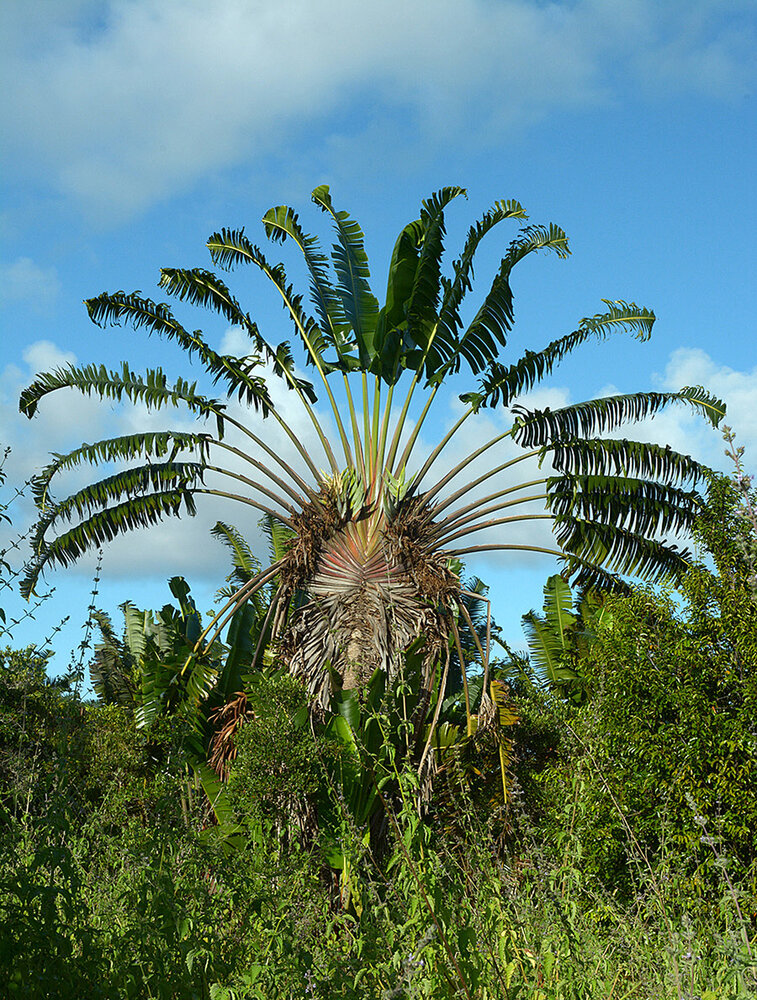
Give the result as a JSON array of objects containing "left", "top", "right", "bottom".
[
  {"left": 219, "top": 327, "right": 254, "bottom": 359},
  {"left": 631, "top": 0, "right": 756, "bottom": 97},
  {"left": 1, "top": 258, "right": 61, "bottom": 308},
  {"left": 1, "top": 0, "right": 753, "bottom": 220},
  {"left": 574, "top": 345, "right": 757, "bottom": 477},
  {"left": 652, "top": 347, "right": 757, "bottom": 469},
  {"left": 22, "top": 340, "right": 76, "bottom": 374},
  {"left": 662, "top": 348, "right": 757, "bottom": 437}
]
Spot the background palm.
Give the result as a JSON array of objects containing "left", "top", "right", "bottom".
[{"left": 20, "top": 185, "right": 725, "bottom": 724}]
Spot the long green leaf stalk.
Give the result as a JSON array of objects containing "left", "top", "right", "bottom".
[
  {"left": 432, "top": 495, "right": 551, "bottom": 545},
  {"left": 205, "top": 466, "right": 297, "bottom": 515},
  {"left": 213, "top": 440, "right": 313, "bottom": 508},
  {"left": 180, "top": 561, "right": 284, "bottom": 677},
  {"left": 431, "top": 480, "right": 549, "bottom": 535},
  {"left": 438, "top": 512, "right": 554, "bottom": 548}
]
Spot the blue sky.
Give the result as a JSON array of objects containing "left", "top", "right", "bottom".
[{"left": 1, "top": 0, "right": 756, "bottom": 671}]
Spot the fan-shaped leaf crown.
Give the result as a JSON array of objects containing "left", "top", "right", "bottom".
[{"left": 17, "top": 184, "right": 726, "bottom": 649}]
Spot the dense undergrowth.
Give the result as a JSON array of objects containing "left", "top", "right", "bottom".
[{"left": 0, "top": 473, "right": 755, "bottom": 998}]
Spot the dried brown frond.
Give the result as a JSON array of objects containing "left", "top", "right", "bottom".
[
  {"left": 274, "top": 491, "right": 462, "bottom": 711},
  {"left": 207, "top": 692, "right": 253, "bottom": 779},
  {"left": 278, "top": 488, "right": 342, "bottom": 598},
  {"left": 385, "top": 496, "right": 459, "bottom": 603}
]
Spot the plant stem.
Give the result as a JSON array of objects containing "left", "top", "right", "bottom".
[
  {"left": 406, "top": 406, "right": 474, "bottom": 497},
  {"left": 436, "top": 512, "right": 553, "bottom": 548},
  {"left": 432, "top": 471, "right": 545, "bottom": 521},
  {"left": 194, "top": 489, "right": 294, "bottom": 528},
  {"left": 384, "top": 371, "right": 421, "bottom": 475},
  {"left": 182, "top": 562, "right": 283, "bottom": 670},
  {"left": 393, "top": 381, "right": 442, "bottom": 477},
  {"left": 220, "top": 411, "right": 324, "bottom": 499},
  {"left": 205, "top": 465, "right": 296, "bottom": 513},
  {"left": 376, "top": 382, "right": 396, "bottom": 490},
  {"left": 431, "top": 491, "right": 550, "bottom": 542},
  {"left": 420, "top": 427, "right": 520, "bottom": 505},
  {"left": 343, "top": 371, "right": 366, "bottom": 481},
  {"left": 213, "top": 440, "right": 313, "bottom": 507}
]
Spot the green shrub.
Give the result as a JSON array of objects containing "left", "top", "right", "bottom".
[
  {"left": 514, "top": 476, "right": 757, "bottom": 917},
  {"left": 80, "top": 704, "right": 190, "bottom": 832},
  {"left": 0, "top": 647, "right": 87, "bottom": 821},
  {"left": 227, "top": 672, "right": 324, "bottom": 830}
]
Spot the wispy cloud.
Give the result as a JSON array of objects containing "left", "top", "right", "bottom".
[
  {"left": 594, "top": 346, "right": 757, "bottom": 475},
  {"left": 1, "top": 258, "right": 61, "bottom": 310},
  {"left": 2, "top": 0, "right": 753, "bottom": 220}
]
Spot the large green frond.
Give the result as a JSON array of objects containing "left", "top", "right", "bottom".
[
  {"left": 460, "top": 302, "right": 655, "bottom": 410},
  {"left": 547, "top": 437, "right": 708, "bottom": 485},
  {"left": 135, "top": 658, "right": 169, "bottom": 729},
  {"left": 89, "top": 609, "right": 136, "bottom": 707},
  {"left": 557, "top": 561, "right": 631, "bottom": 596},
  {"left": 132, "top": 580, "right": 221, "bottom": 731},
  {"left": 557, "top": 519, "right": 692, "bottom": 585},
  {"left": 372, "top": 187, "right": 467, "bottom": 382},
  {"left": 404, "top": 187, "right": 467, "bottom": 371},
  {"left": 260, "top": 511, "right": 295, "bottom": 564},
  {"left": 211, "top": 520, "right": 261, "bottom": 590},
  {"left": 207, "top": 228, "right": 331, "bottom": 371},
  {"left": 433, "top": 199, "right": 528, "bottom": 377},
  {"left": 311, "top": 184, "right": 379, "bottom": 368},
  {"left": 122, "top": 602, "right": 164, "bottom": 660},
  {"left": 31, "top": 430, "right": 211, "bottom": 510},
  {"left": 181, "top": 656, "right": 221, "bottom": 722},
  {"left": 153, "top": 269, "right": 261, "bottom": 342},
  {"left": 20, "top": 489, "right": 197, "bottom": 599},
  {"left": 20, "top": 362, "right": 227, "bottom": 438},
  {"left": 521, "top": 592, "right": 584, "bottom": 699},
  {"left": 137, "top": 647, "right": 216, "bottom": 731},
  {"left": 262, "top": 204, "right": 354, "bottom": 365},
  {"left": 459, "top": 576, "right": 489, "bottom": 632},
  {"left": 522, "top": 611, "right": 569, "bottom": 683},
  {"left": 86, "top": 288, "right": 179, "bottom": 337},
  {"left": 513, "top": 386, "right": 726, "bottom": 447},
  {"left": 158, "top": 268, "right": 316, "bottom": 397},
  {"left": 89, "top": 649, "right": 135, "bottom": 708},
  {"left": 579, "top": 299, "right": 655, "bottom": 339},
  {"left": 36, "top": 462, "right": 205, "bottom": 535},
  {"left": 206, "top": 226, "right": 258, "bottom": 271},
  {"left": 548, "top": 474, "right": 702, "bottom": 540},
  {"left": 90, "top": 607, "right": 121, "bottom": 651},
  {"left": 542, "top": 573, "right": 576, "bottom": 643},
  {"left": 88, "top": 287, "right": 279, "bottom": 412},
  {"left": 374, "top": 218, "right": 424, "bottom": 382},
  {"left": 454, "top": 223, "right": 570, "bottom": 377}
]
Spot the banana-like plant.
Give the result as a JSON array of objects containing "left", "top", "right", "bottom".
[
  {"left": 521, "top": 573, "right": 612, "bottom": 703},
  {"left": 20, "top": 186, "right": 725, "bottom": 724},
  {"left": 89, "top": 576, "right": 224, "bottom": 725},
  {"left": 88, "top": 575, "right": 253, "bottom": 842}
]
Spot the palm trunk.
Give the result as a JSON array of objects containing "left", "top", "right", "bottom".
[{"left": 276, "top": 491, "right": 457, "bottom": 710}]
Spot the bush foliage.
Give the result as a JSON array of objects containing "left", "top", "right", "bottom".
[{"left": 0, "top": 473, "right": 755, "bottom": 998}]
